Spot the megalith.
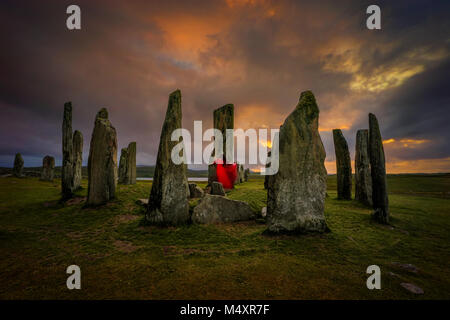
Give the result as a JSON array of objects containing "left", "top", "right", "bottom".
[
  {"left": 355, "top": 129, "right": 372, "bottom": 206},
  {"left": 86, "top": 108, "right": 118, "bottom": 206},
  {"left": 266, "top": 91, "right": 329, "bottom": 234},
  {"left": 72, "top": 130, "right": 83, "bottom": 190},
  {"left": 40, "top": 155, "right": 55, "bottom": 181},
  {"left": 62, "top": 102, "right": 74, "bottom": 199},
  {"left": 369, "top": 113, "right": 389, "bottom": 224},
  {"left": 208, "top": 104, "right": 234, "bottom": 184},
  {"left": 13, "top": 153, "right": 24, "bottom": 177},
  {"left": 333, "top": 129, "right": 352, "bottom": 200},
  {"left": 118, "top": 147, "right": 129, "bottom": 184},
  {"left": 146, "top": 90, "right": 190, "bottom": 225},
  {"left": 126, "top": 142, "right": 137, "bottom": 184},
  {"left": 244, "top": 168, "right": 250, "bottom": 182}
]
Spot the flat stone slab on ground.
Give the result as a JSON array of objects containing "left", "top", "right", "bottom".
[
  {"left": 192, "top": 194, "right": 255, "bottom": 224},
  {"left": 400, "top": 283, "right": 424, "bottom": 294}
]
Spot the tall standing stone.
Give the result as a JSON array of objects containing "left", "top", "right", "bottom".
[
  {"left": 87, "top": 108, "right": 118, "bottom": 206},
  {"left": 118, "top": 147, "right": 129, "bottom": 184},
  {"left": 127, "top": 142, "right": 137, "bottom": 184},
  {"left": 333, "top": 129, "right": 352, "bottom": 200},
  {"left": 118, "top": 142, "right": 137, "bottom": 185},
  {"left": 264, "top": 151, "right": 271, "bottom": 190},
  {"left": 266, "top": 91, "right": 328, "bottom": 234},
  {"left": 40, "top": 155, "right": 55, "bottom": 181},
  {"left": 13, "top": 153, "right": 24, "bottom": 177},
  {"left": 72, "top": 130, "right": 83, "bottom": 190},
  {"left": 62, "top": 102, "right": 73, "bottom": 199},
  {"left": 208, "top": 104, "right": 234, "bottom": 185},
  {"left": 244, "top": 168, "right": 250, "bottom": 182},
  {"left": 355, "top": 129, "right": 372, "bottom": 206},
  {"left": 146, "top": 90, "right": 190, "bottom": 225},
  {"left": 369, "top": 113, "right": 389, "bottom": 224}
]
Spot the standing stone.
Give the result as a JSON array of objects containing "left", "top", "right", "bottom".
[
  {"left": 40, "top": 155, "right": 55, "bottom": 181},
  {"left": 244, "top": 168, "right": 250, "bottom": 182},
  {"left": 72, "top": 130, "right": 83, "bottom": 190},
  {"left": 333, "top": 129, "right": 352, "bottom": 200},
  {"left": 208, "top": 104, "right": 234, "bottom": 184},
  {"left": 266, "top": 91, "right": 328, "bottom": 234},
  {"left": 355, "top": 129, "right": 372, "bottom": 206},
  {"left": 146, "top": 90, "right": 190, "bottom": 225},
  {"left": 369, "top": 113, "right": 389, "bottom": 224},
  {"left": 264, "top": 151, "right": 271, "bottom": 190},
  {"left": 118, "top": 147, "right": 128, "bottom": 185},
  {"left": 118, "top": 142, "right": 136, "bottom": 185},
  {"left": 62, "top": 102, "right": 74, "bottom": 199},
  {"left": 127, "top": 142, "right": 137, "bottom": 184},
  {"left": 189, "top": 183, "right": 204, "bottom": 198},
  {"left": 87, "top": 108, "right": 118, "bottom": 206},
  {"left": 211, "top": 181, "right": 226, "bottom": 196},
  {"left": 13, "top": 153, "right": 24, "bottom": 177},
  {"left": 234, "top": 164, "right": 244, "bottom": 184}
]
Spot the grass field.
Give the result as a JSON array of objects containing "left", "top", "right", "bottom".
[{"left": 0, "top": 174, "right": 449, "bottom": 299}]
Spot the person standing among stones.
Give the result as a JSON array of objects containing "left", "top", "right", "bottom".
[
  {"left": 146, "top": 90, "right": 190, "bottom": 225},
  {"left": 369, "top": 113, "right": 389, "bottom": 224},
  {"left": 72, "top": 130, "right": 83, "bottom": 190},
  {"left": 355, "top": 129, "right": 372, "bottom": 206},
  {"left": 41, "top": 155, "right": 55, "bottom": 181},
  {"left": 86, "top": 108, "right": 118, "bottom": 206},
  {"left": 333, "top": 129, "right": 352, "bottom": 200},
  {"left": 13, "top": 153, "right": 24, "bottom": 177}
]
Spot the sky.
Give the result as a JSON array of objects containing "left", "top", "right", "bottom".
[{"left": 0, "top": 0, "right": 449, "bottom": 173}]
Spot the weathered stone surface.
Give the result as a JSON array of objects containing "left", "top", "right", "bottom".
[
  {"left": 264, "top": 151, "right": 271, "bottom": 190},
  {"left": 355, "top": 129, "right": 372, "bottom": 206},
  {"left": 234, "top": 164, "right": 245, "bottom": 184},
  {"left": 13, "top": 153, "right": 24, "bottom": 177},
  {"left": 207, "top": 162, "right": 217, "bottom": 186},
  {"left": 244, "top": 168, "right": 250, "bottom": 182},
  {"left": 72, "top": 130, "right": 83, "bottom": 190},
  {"left": 333, "top": 129, "right": 352, "bottom": 200},
  {"left": 400, "top": 283, "right": 424, "bottom": 294},
  {"left": 119, "top": 142, "right": 137, "bottom": 185},
  {"left": 266, "top": 91, "right": 329, "bottom": 234},
  {"left": 127, "top": 142, "right": 137, "bottom": 184},
  {"left": 238, "top": 164, "right": 245, "bottom": 183},
  {"left": 208, "top": 104, "right": 234, "bottom": 184},
  {"left": 189, "top": 183, "right": 204, "bottom": 198},
  {"left": 369, "top": 113, "right": 389, "bottom": 224},
  {"left": 40, "top": 155, "right": 55, "bottom": 181},
  {"left": 192, "top": 194, "right": 255, "bottom": 224},
  {"left": 87, "top": 108, "right": 118, "bottom": 206},
  {"left": 261, "top": 206, "right": 267, "bottom": 218},
  {"left": 136, "top": 198, "right": 148, "bottom": 207},
  {"left": 211, "top": 181, "right": 226, "bottom": 196},
  {"left": 62, "top": 102, "right": 73, "bottom": 199},
  {"left": 118, "top": 147, "right": 128, "bottom": 184},
  {"left": 146, "top": 90, "right": 190, "bottom": 225},
  {"left": 214, "top": 104, "right": 234, "bottom": 163}
]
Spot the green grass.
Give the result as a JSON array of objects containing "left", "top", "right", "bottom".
[{"left": 0, "top": 174, "right": 449, "bottom": 299}]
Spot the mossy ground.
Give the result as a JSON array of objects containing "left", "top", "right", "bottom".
[{"left": 0, "top": 174, "right": 449, "bottom": 299}]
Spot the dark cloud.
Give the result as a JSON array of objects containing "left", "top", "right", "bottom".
[{"left": 0, "top": 0, "right": 448, "bottom": 173}]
